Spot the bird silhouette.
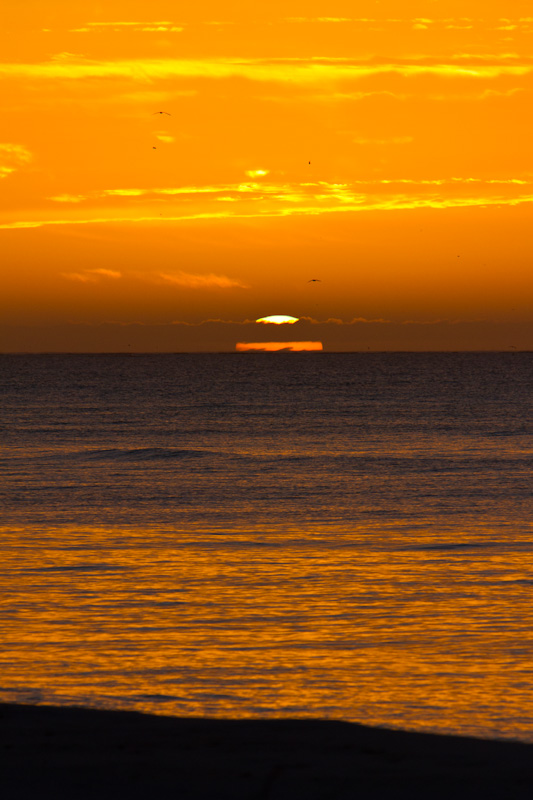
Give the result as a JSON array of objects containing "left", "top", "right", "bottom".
[
  {"left": 153, "top": 111, "right": 171, "bottom": 116},
  {"left": 308, "top": 279, "right": 321, "bottom": 282}
]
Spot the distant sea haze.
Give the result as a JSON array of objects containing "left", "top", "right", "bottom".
[{"left": 1, "top": 353, "right": 532, "bottom": 742}]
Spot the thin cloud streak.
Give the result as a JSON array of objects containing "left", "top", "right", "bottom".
[
  {"left": 49, "top": 194, "right": 87, "bottom": 203},
  {"left": 60, "top": 268, "right": 246, "bottom": 290},
  {"left": 1, "top": 56, "right": 531, "bottom": 84},
  {"left": 89, "top": 268, "right": 122, "bottom": 279},
  {"left": 71, "top": 22, "right": 184, "bottom": 33},
  {"left": 283, "top": 16, "right": 533, "bottom": 33},
  {"left": 4, "top": 191, "right": 533, "bottom": 231},
  {"left": 157, "top": 271, "right": 250, "bottom": 289},
  {"left": 61, "top": 272, "right": 97, "bottom": 283},
  {"left": 61, "top": 268, "right": 122, "bottom": 282},
  {"left": 41, "top": 177, "right": 533, "bottom": 213}
]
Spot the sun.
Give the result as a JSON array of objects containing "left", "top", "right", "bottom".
[{"left": 255, "top": 315, "right": 299, "bottom": 324}]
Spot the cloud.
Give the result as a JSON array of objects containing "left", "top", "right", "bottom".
[
  {"left": 88, "top": 269, "right": 122, "bottom": 279},
  {"left": 154, "top": 131, "right": 175, "bottom": 143},
  {"left": 61, "top": 272, "right": 96, "bottom": 283},
  {"left": 1, "top": 56, "right": 531, "bottom": 84},
  {"left": 44, "top": 175, "right": 533, "bottom": 209},
  {"left": 87, "top": 21, "right": 175, "bottom": 26},
  {"left": 3, "top": 192, "right": 532, "bottom": 232},
  {"left": 245, "top": 169, "right": 269, "bottom": 178},
  {"left": 6, "top": 177, "right": 533, "bottom": 230},
  {"left": 59, "top": 268, "right": 244, "bottom": 289},
  {"left": 48, "top": 181, "right": 304, "bottom": 203},
  {"left": 71, "top": 21, "right": 184, "bottom": 33},
  {"left": 0, "top": 143, "right": 32, "bottom": 178},
  {"left": 0, "top": 143, "right": 32, "bottom": 161},
  {"left": 61, "top": 268, "right": 122, "bottom": 282},
  {"left": 49, "top": 194, "right": 87, "bottom": 202},
  {"left": 157, "top": 271, "right": 249, "bottom": 289},
  {"left": 280, "top": 16, "right": 533, "bottom": 35},
  {"left": 425, "top": 87, "right": 526, "bottom": 101},
  {"left": 104, "top": 188, "right": 145, "bottom": 197}
]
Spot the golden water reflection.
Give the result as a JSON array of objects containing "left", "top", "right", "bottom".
[{"left": 1, "top": 524, "right": 532, "bottom": 742}]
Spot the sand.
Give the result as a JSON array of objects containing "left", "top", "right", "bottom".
[{"left": 1, "top": 703, "right": 532, "bottom": 799}]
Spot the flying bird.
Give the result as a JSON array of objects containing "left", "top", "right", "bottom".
[
  {"left": 153, "top": 111, "right": 171, "bottom": 116},
  {"left": 308, "top": 279, "right": 321, "bottom": 282}
]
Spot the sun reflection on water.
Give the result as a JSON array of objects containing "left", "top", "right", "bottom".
[{"left": 1, "top": 523, "right": 532, "bottom": 742}]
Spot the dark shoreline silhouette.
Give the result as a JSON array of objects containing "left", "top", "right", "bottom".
[{"left": 2, "top": 703, "right": 532, "bottom": 798}]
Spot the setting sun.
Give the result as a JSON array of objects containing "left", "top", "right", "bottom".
[{"left": 255, "top": 316, "right": 299, "bottom": 325}]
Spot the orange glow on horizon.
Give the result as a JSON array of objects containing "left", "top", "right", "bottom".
[{"left": 236, "top": 341, "right": 323, "bottom": 352}]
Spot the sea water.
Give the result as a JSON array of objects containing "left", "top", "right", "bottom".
[{"left": 1, "top": 353, "right": 532, "bottom": 741}]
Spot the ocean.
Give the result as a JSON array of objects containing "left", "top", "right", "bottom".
[{"left": 1, "top": 352, "right": 532, "bottom": 742}]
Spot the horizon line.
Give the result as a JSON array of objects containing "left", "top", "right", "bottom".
[{"left": 1, "top": 350, "right": 531, "bottom": 356}]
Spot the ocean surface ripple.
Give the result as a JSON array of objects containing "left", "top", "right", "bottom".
[{"left": 1, "top": 353, "right": 532, "bottom": 742}]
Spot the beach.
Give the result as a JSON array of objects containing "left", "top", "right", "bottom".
[{"left": 2, "top": 703, "right": 532, "bottom": 799}]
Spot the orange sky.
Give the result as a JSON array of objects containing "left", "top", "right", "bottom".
[{"left": 2, "top": 1, "right": 533, "bottom": 351}]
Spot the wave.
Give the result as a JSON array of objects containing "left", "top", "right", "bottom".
[
  {"left": 0, "top": 447, "right": 221, "bottom": 464},
  {"left": 84, "top": 447, "right": 216, "bottom": 461},
  {"left": 20, "top": 564, "right": 127, "bottom": 573},
  {"left": 409, "top": 541, "right": 530, "bottom": 552}
]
